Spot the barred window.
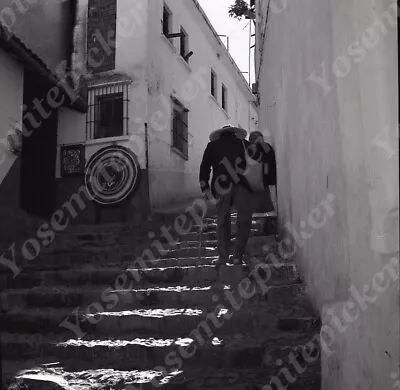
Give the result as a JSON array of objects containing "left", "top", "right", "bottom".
[
  {"left": 211, "top": 69, "right": 217, "bottom": 98},
  {"left": 163, "top": 3, "right": 172, "bottom": 38},
  {"left": 180, "top": 27, "right": 189, "bottom": 60},
  {"left": 171, "top": 98, "right": 189, "bottom": 159},
  {"left": 222, "top": 83, "right": 228, "bottom": 112},
  {"left": 86, "top": 82, "right": 129, "bottom": 140}
]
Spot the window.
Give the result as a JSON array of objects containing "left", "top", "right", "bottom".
[
  {"left": 180, "top": 27, "right": 189, "bottom": 60},
  {"left": 86, "top": 82, "right": 129, "bottom": 139},
  {"left": 163, "top": 4, "right": 172, "bottom": 38},
  {"left": 94, "top": 93, "right": 123, "bottom": 138},
  {"left": 171, "top": 98, "right": 189, "bottom": 159},
  {"left": 211, "top": 69, "right": 217, "bottom": 99},
  {"left": 222, "top": 84, "right": 228, "bottom": 111}
]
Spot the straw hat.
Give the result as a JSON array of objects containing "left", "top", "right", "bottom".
[{"left": 209, "top": 125, "right": 247, "bottom": 142}]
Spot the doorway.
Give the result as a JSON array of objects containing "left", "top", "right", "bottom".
[{"left": 20, "top": 69, "right": 58, "bottom": 219}]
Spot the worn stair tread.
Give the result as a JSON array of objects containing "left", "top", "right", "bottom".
[
  {"left": 3, "top": 362, "right": 321, "bottom": 390},
  {"left": 1, "top": 329, "right": 319, "bottom": 350},
  {"left": 1, "top": 262, "right": 300, "bottom": 289},
  {"left": 1, "top": 330, "right": 321, "bottom": 371},
  {"left": 3, "top": 211, "right": 320, "bottom": 388},
  {"left": 1, "top": 283, "right": 311, "bottom": 314},
  {"left": 1, "top": 305, "right": 319, "bottom": 336},
  {"left": 1, "top": 282, "right": 306, "bottom": 305},
  {"left": 45, "top": 229, "right": 267, "bottom": 254},
  {"left": 2, "top": 304, "right": 316, "bottom": 319},
  {"left": 19, "top": 255, "right": 291, "bottom": 273},
  {"left": 1, "top": 281, "right": 303, "bottom": 295}
]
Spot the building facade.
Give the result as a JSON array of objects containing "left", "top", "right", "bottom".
[
  {"left": 56, "top": 0, "right": 258, "bottom": 224},
  {"left": 1, "top": 0, "right": 257, "bottom": 234},
  {"left": 254, "top": 0, "right": 399, "bottom": 388},
  {"left": 0, "top": 0, "right": 86, "bottom": 242}
]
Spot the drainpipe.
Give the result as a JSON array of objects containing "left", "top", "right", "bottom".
[
  {"left": 144, "top": 122, "right": 151, "bottom": 215},
  {"left": 144, "top": 122, "right": 149, "bottom": 170}
]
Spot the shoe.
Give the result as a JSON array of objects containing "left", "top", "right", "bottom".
[
  {"left": 228, "top": 255, "right": 243, "bottom": 265},
  {"left": 215, "top": 257, "right": 228, "bottom": 267}
]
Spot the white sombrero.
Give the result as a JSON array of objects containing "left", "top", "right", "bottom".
[{"left": 209, "top": 125, "right": 247, "bottom": 141}]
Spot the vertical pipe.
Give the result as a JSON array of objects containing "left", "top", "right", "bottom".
[
  {"left": 249, "top": 20, "right": 251, "bottom": 86},
  {"left": 145, "top": 122, "right": 149, "bottom": 170}
]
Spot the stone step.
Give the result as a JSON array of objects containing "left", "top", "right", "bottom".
[
  {"left": 3, "top": 363, "right": 186, "bottom": 390},
  {"left": 21, "top": 255, "right": 223, "bottom": 272},
  {"left": 7, "top": 254, "right": 218, "bottom": 273},
  {"left": 178, "top": 227, "right": 264, "bottom": 242},
  {"left": 11, "top": 241, "right": 283, "bottom": 273},
  {"left": 1, "top": 262, "right": 300, "bottom": 290},
  {"left": 1, "top": 330, "right": 320, "bottom": 371},
  {"left": 157, "top": 235, "right": 277, "bottom": 257},
  {"left": 1, "top": 232, "right": 277, "bottom": 276},
  {"left": 3, "top": 360, "right": 321, "bottom": 390},
  {"left": 127, "top": 262, "right": 299, "bottom": 288},
  {"left": 194, "top": 219, "right": 262, "bottom": 233},
  {"left": 200, "top": 213, "right": 271, "bottom": 224},
  {"left": 0, "top": 283, "right": 307, "bottom": 312},
  {"left": 1, "top": 303, "right": 318, "bottom": 337},
  {"left": 42, "top": 219, "right": 266, "bottom": 254}
]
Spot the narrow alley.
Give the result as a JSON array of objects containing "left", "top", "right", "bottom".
[
  {"left": 1, "top": 209, "right": 321, "bottom": 389},
  {"left": 1, "top": 0, "right": 398, "bottom": 388}
]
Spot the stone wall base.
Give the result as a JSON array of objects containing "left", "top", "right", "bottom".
[{"left": 55, "top": 169, "right": 150, "bottom": 227}]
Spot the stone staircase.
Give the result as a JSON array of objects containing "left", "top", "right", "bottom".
[{"left": 1, "top": 212, "right": 321, "bottom": 389}]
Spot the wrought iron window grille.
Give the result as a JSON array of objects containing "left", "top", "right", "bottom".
[
  {"left": 171, "top": 97, "right": 189, "bottom": 160},
  {"left": 86, "top": 81, "right": 130, "bottom": 140}
]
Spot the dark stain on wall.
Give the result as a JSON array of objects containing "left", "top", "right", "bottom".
[{"left": 87, "top": 0, "right": 117, "bottom": 74}]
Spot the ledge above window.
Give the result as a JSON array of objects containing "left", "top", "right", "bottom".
[{"left": 85, "top": 135, "right": 132, "bottom": 146}]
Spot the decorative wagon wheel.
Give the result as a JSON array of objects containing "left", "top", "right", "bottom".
[{"left": 85, "top": 145, "right": 141, "bottom": 205}]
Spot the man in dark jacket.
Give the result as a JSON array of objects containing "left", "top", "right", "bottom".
[{"left": 199, "top": 125, "right": 253, "bottom": 265}]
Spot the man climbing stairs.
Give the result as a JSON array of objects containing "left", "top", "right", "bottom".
[{"left": 1, "top": 210, "right": 321, "bottom": 389}]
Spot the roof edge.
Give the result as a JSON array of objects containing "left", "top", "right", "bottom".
[
  {"left": 190, "top": 0, "right": 256, "bottom": 103},
  {"left": 0, "top": 24, "right": 87, "bottom": 113}
]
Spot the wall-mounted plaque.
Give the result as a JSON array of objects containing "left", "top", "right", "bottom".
[
  {"left": 60, "top": 144, "right": 85, "bottom": 177},
  {"left": 85, "top": 145, "right": 140, "bottom": 205}
]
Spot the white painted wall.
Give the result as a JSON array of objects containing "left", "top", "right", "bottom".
[
  {"left": 57, "top": 0, "right": 149, "bottom": 176},
  {"left": 56, "top": 0, "right": 257, "bottom": 211},
  {"left": 0, "top": 48, "right": 23, "bottom": 185},
  {"left": 256, "top": 0, "right": 399, "bottom": 388},
  {"left": 146, "top": 0, "right": 258, "bottom": 209}
]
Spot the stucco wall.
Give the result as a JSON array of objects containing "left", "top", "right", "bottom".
[
  {"left": 255, "top": 0, "right": 399, "bottom": 388},
  {"left": 56, "top": 0, "right": 257, "bottom": 212},
  {"left": 0, "top": 48, "right": 39, "bottom": 242},
  {"left": 0, "top": 47, "right": 23, "bottom": 185},
  {"left": 146, "top": 0, "right": 258, "bottom": 209},
  {"left": 0, "top": 0, "right": 74, "bottom": 73},
  {"left": 56, "top": 0, "right": 150, "bottom": 223},
  {"left": 57, "top": 0, "right": 149, "bottom": 171}
]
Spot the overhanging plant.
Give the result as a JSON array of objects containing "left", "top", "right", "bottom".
[{"left": 228, "top": 0, "right": 255, "bottom": 20}]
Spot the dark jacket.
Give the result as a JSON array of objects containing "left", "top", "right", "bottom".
[
  {"left": 199, "top": 132, "right": 252, "bottom": 198},
  {"left": 247, "top": 141, "right": 277, "bottom": 186}
]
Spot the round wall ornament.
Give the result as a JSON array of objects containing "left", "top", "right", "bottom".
[{"left": 85, "top": 145, "right": 141, "bottom": 205}]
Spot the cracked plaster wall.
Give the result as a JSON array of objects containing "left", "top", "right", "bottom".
[{"left": 256, "top": 0, "right": 399, "bottom": 388}]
